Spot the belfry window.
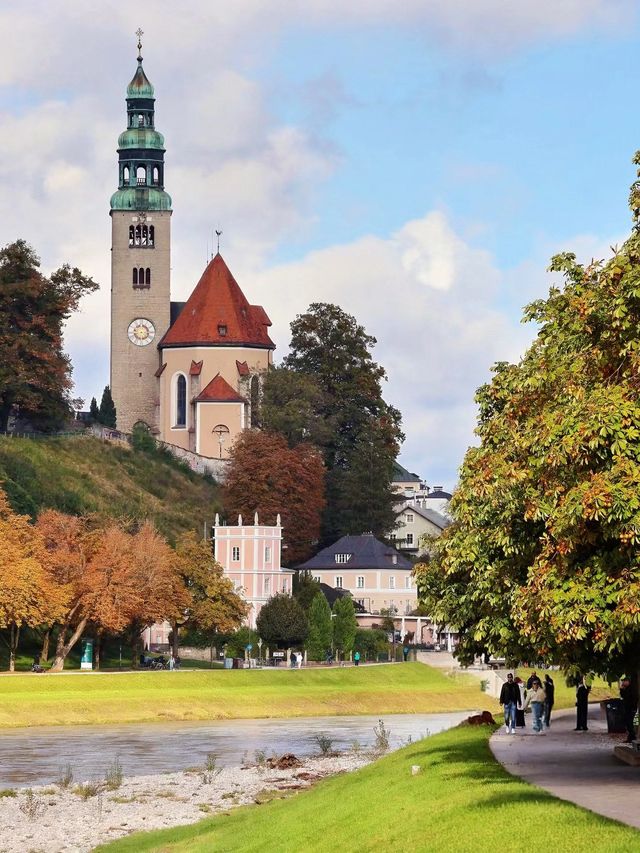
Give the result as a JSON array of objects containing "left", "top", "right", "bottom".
[
  {"left": 145, "top": 268, "right": 151, "bottom": 285},
  {"left": 132, "top": 268, "right": 138, "bottom": 285},
  {"left": 136, "top": 165, "right": 146, "bottom": 185},
  {"left": 129, "top": 225, "right": 135, "bottom": 247},
  {"left": 152, "top": 167, "right": 159, "bottom": 185},
  {"left": 134, "top": 224, "right": 141, "bottom": 246},
  {"left": 175, "top": 375, "right": 187, "bottom": 428},
  {"left": 149, "top": 225, "right": 155, "bottom": 247},
  {"left": 123, "top": 165, "right": 130, "bottom": 185}
]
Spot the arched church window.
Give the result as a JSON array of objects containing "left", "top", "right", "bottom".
[
  {"left": 250, "top": 375, "right": 260, "bottom": 427},
  {"left": 138, "top": 114, "right": 144, "bottom": 127},
  {"left": 152, "top": 166, "right": 159, "bottom": 185},
  {"left": 145, "top": 268, "right": 151, "bottom": 285},
  {"left": 135, "top": 224, "right": 141, "bottom": 246},
  {"left": 123, "top": 165, "right": 130, "bottom": 185},
  {"left": 175, "top": 375, "right": 187, "bottom": 428},
  {"left": 149, "top": 225, "right": 155, "bottom": 247},
  {"left": 129, "top": 225, "right": 135, "bottom": 247},
  {"left": 141, "top": 225, "right": 148, "bottom": 246},
  {"left": 132, "top": 268, "right": 138, "bottom": 285},
  {"left": 136, "top": 165, "right": 146, "bottom": 186},
  {"left": 138, "top": 267, "right": 145, "bottom": 285}
]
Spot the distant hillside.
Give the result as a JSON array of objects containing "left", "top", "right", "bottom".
[{"left": 0, "top": 435, "right": 221, "bottom": 542}]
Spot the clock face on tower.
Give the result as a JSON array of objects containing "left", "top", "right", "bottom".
[{"left": 127, "top": 318, "right": 156, "bottom": 347}]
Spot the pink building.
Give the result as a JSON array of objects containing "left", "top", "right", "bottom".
[{"left": 213, "top": 513, "right": 294, "bottom": 629}]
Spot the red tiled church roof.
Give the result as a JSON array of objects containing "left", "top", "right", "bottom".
[
  {"left": 160, "top": 254, "right": 275, "bottom": 349},
  {"left": 194, "top": 373, "right": 246, "bottom": 403}
]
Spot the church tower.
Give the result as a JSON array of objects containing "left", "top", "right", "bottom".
[{"left": 110, "top": 34, "right": 171, "bottom": 433}]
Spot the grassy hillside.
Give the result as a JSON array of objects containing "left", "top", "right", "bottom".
[
  {"left": 0, "top": 664, "right": 489, "bottom": 728},
  {"left": 0, "top": 435, "right": 221, "bottom": 542}
]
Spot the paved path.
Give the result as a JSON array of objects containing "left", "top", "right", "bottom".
[{"left": 490, "top": 706, "right": 640, "bottom": 829}]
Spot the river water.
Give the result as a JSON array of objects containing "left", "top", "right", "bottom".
[{"left": 0, "top": 712, "right": 471, "bottom": 786}]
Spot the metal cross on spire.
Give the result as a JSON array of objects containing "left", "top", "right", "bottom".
[
  {"left": 136, "top": 28, "right": 144, "bottom": 61},
  {"left": 215, "top": 229, "right": 222, "bottom": 254}
]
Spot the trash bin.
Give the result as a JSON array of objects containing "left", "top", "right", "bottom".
[
  {"left": 605, "top": 698, "right": 626, "bottom": 733},
  {"left": 224, "top": 657, "right": 233, "bottom": 669}
]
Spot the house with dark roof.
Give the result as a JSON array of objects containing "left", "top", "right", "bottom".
[
  {"left": 391, "top": 503, "right": 450, "bottom": 558},
  {"left": 298, "top": 533, "right": 417, "bottom": 616}
]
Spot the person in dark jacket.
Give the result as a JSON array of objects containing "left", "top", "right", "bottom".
[
  {"left": 544, "top": 674, "right": 555, "bottom": 728},
  {"left": 575, "top": 675, "right": 591, "bottom": 731},
  {"left": 499, "top": 673, "right": 521, "bottom": 733},
  {"left": 620, "top": 677, "right": 638, "bottom": 743}
]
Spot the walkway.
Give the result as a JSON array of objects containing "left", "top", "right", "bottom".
[{"left": 490, "top": 706, "right": 640, "bottom": 829}]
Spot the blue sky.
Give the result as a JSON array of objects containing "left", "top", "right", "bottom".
[{"left": 0, "top": 1, "right": 638, "bottom": 486}]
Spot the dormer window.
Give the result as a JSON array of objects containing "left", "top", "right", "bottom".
[
  {"left": 334, "top": 553, "right": 352, "bottom": 564},
  {"left": 218, "top": 324, "right": 227, "bottom": 336}
]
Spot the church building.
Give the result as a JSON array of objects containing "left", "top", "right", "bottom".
[{"left": 109, "top": 40, "right": 274, "bottom": 459}]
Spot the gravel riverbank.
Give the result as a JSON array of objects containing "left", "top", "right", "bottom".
[{"left": 0, "top": 752, "right": 372, "bottom": 852}]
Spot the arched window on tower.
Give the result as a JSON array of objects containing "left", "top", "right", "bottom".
[
  {"left": 152, "top": 166, "right": 159, "bottom": 185},
  {"left": 132, "top": 268, "right": 138, "bottom": 286},
  {"left": 129, "top": 225, "right": 135, "bottom": 247},
  {"left": 175, "top": 375, "right": 187, "bottom": 428},
  {"left": 145, "top": 268, "right": 151, "bottom": 286},
  {"left": 250, "top": 375, "right": 260, "bottom": 427},
  {"left": 123, "top": 165, "right": 130, "bottom": 185},
  {"left": 138, "top": 113, "right": 144, "bottom": 127},
  {"left": 134, "top": 224, "right": 141, "bottom": 246},
  {"left": 149, "top": 225, "right": 155, "bottom": 247},
  {"left": 141, "top": 225, "right": 148, "bottom": 247},
  {"left": 136, "top": 165, "right": 146, "bottom": 186},
  {"left": 138, "top": 267, "right": 145, "bottom": 285}
]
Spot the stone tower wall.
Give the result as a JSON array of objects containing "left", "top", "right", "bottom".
[{"left": 110, "top": 210, "right": 171, "bottom": 433}]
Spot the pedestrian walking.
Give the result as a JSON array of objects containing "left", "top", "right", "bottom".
[
  {"left": 620, "top": 676, "right": 638, "bottom": 743},
  {"left": 575, "top": 674, "right": 591, "bottom": 731},
  {"left": 523, "top": 678, "right": 546, "bottom": 733},
  {"left": 168, "top": 651, "right": 175, "bottom": 671},
  {"left": 354, "top": 651, "right": 360, "bottom": 666},
  {"left": 526, "top": 670, "right": 542, "bottom": 690},
  {"left": 514, "top": 677, "right": 526, "bottom": 728},
  {"left": 544, "top": 674, "right": 555, "bottom": 728},
  {"left": 499, "top": 672, "right": 521, "bottom": 734}
]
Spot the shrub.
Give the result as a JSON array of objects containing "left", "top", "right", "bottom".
[{"left": 314, "top": 733, "right": 334, "bottom": 755}]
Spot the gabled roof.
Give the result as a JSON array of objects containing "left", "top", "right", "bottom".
[
  {"left": 236, "top": 360, "right": 250, "bottom": 376},
  {"left": 189, "top": 360, "right": 203, "bottom": 376},
  {"left": 160, "top": 254, "right": 275, "bottom": 350},
  {"left": 398, "top": 503, "right": 450, "bottom": 530},
  {"left": 194, "top": 374, "right": 246, "bottom": 404},
  {"left": 297, "top": 534, "right": 412, "bottom": 571},
  {"left": 392, "top": 461, "right": 421, "bottom": 483}
]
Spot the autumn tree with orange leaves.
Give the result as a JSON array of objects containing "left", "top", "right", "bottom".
[
  {"left": 0, "top": 490, "right": 66, "bottom": 670},
  {"left": 224, "top": 431, "right": 325, "bottom": 564}
]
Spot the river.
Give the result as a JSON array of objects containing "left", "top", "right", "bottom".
[{"left": 0, "top": 711, "right": 472, "bottom": 786}]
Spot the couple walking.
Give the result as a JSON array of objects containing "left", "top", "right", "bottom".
[{"left": 500, "top": 672, "right": 553, "bottom": 734}]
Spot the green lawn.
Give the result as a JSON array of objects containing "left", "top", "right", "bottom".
[
  {"left": 0, "top": 663, "right": 489, "bottom": 729},
  {"left": 95, "top": 724, "right": 640, "bottom": 853}
]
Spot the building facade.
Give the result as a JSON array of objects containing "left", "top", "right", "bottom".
[
  {"left": 298, "top": 534, "right": 417, "bottom": 616},
  {"left": 213, "top": 514, "right": 294, "bottom": 629},
  {"left": 109, "top": 43, "right": 274, "bottom": 458}
]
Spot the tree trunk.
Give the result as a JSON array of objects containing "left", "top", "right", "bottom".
[
  {"left": 94, "top": 629, "right": 103, "bottom": 671},
  {"left": 50, "top": 618, "right": 87, "bottom": 672},
  {"left": 9, "top": 624, "right": 19, "bottom": 672},
  {"left": 41, "top": 629, "right": 51, "bottom": 663}
]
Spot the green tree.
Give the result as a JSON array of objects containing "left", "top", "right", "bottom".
[
  {"left": 89, "top": 397, "right": 99, "bottom": 422},
  {"left": 0, "top": 239, "right": 98, "bottom": 432},
  {"left": 417, "top": 153, "right": 640, "bottom": 713},
  {"left": 256, "top": 593, "right": 308, "bottom": 648},
  {"left": 261, "top": 367, "right": 331, "bottom": 448},
  {"left": 98, "top": 386, "right": 117, "bottom": 429},
  {"left": 306, "top": 592, "right": 333, "bottom": 660},
  {"left": 332, "top": 595, "right": 357, "bottom": 660},
  {"left": 283, "top": 303, "right": 403, "bottom": 544},
  {"left": 293, "top": 570, "right": 322, "bottom": 613},
  {"left": 225, "top": 627, "right": 260, "bottom": 658},
  {"left": 354, "top": 627, "right": 389, "bottom": 662}
]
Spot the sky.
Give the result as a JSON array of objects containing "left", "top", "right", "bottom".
[{"left": 1, "top": 0, "right": 639, "bottom": 488}]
